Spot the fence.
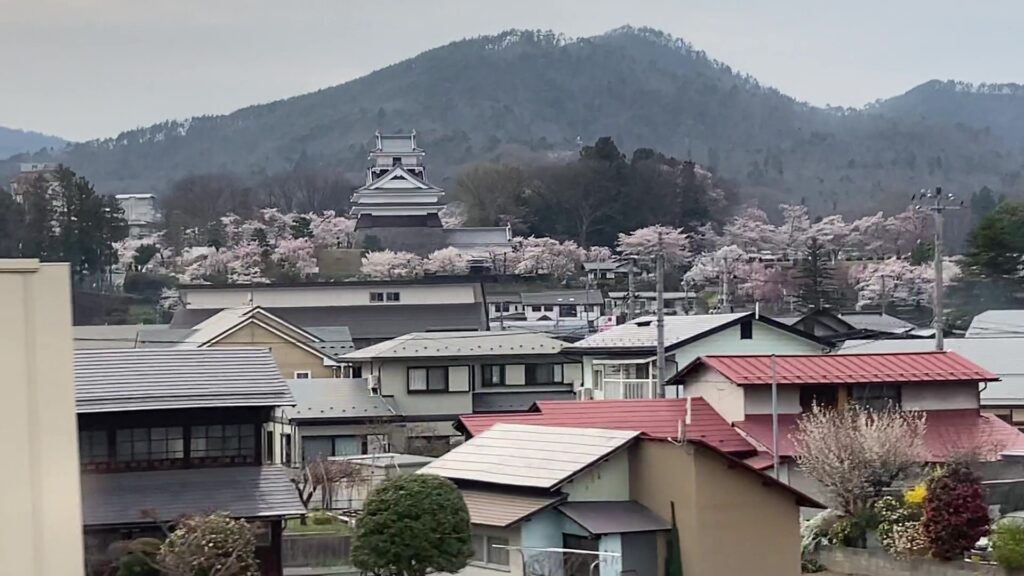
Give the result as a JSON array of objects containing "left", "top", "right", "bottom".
[{"left": 283, "top": 534, "right": 352, "bottom": 568}]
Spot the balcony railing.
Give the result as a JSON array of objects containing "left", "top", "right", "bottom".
[{"left": 602, "top": 378, "right": 656, "bottom": 400}]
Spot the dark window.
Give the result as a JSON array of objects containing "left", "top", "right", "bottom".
[
  {"left": 740, "top": 320, "right": 753, "bottom": 340},
  {"left": 294, "top": 371, "right": 311, "bottom": 379},
  {"left": 543, "top": 305, "right": 554, "bottom": 312},
  {"left": 265, "top": 430, "right": 275, "bottom": 463},
  {"left": 525, "top": 364, "right": 564, "bottom": 385},
  {"left": 851, "top": 385, "right": 902, "bottom": 411},
  {"left": 482, "top": 365, "right": 506, "bottom": 386},
  {"left": 190, "top": 424, "right": 256, "bottom": 459},
  {"left": 281, "top": 433, "right": 293, "bottom": 466},
  {"left": 386, "top": 292, "right": 400, "bottom": 302},
  {"left": 634, "top": 363, "right": 650, "bottom": 380},
  {"left": 370, "top": 292, "right": 384, "bottom": 303},
  {"left": 800, "top": 385, "right": 839, "bottom": 412},
  {"left": 392, "top": 156, "right": 402, "bottom": 166},
  {"left": 531, "top": 306, "right": 542, "bottom": 313},
  {"left": 408, "top": 366, "right": 449, "bottom": 392},
  {"left": 559, "top": 305, "right": 578, "bottom": 318},
  {"left": 116, "top": 427, "right": 184, "bottom": 462},
  {"left": 471, "top": 533, "right": 510, "bottom": 567},
  {"left": 79, "top": 430, "right": 109, "bottom": 464}
]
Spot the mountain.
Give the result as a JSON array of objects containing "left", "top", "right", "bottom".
[
  {"left": 0, "top": 126, "right": 66, "bottom": 160},
  {"left": 871, "top": 80, "right": 1024, "bottom": 149},
  {"left": 5, "top": 27, "right": 1024, "bottom": 219}
]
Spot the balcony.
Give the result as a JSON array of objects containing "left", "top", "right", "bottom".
[{"left": 602, "top": 378, "right": 657, "bottom": 400}]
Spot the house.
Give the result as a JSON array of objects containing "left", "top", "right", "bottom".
[
  {"left": 171, "top": 278, "right": 488, "bottom": 348},
  {"left": 340, "top": 331, "right": 581, "bottom": 454},
  {"left": 670, "top": 352, "right": 1024, "bottom": 502},
  {"left": 2, "top": 260, "right": 85, "bottom": 576},
  {"left": 9, "top": 162, "right": 60, "bottom": 203},
  {"left": 420, "top": 421, "right": 820, "bottom": 576},
  {"left": 75, "top": 348, "right": 305, "bottom": 576},
  {"left": 563, "top": 312, "right": 827, "bottom": 400},
  {"left": 114, "top": 194, "right": 160, "bottom": 238},
  {"left": 282, "top": 378, "right": 399, "bottom": 464},
  {"left": 776, "top": 309, "right": 926, "bottom": 343},
  {"left": 583, "top": 259, "right": 640, "bottom": 283},
  {"left": 841, "top": 338, "right": 1024, "bottom": 426},
  {"left": 520, "top": 290, "right": 605, "bottom": 322},
  {"left": 168, "top": 306, "right": 352, "bottom": 378},
  {"left": 967, "top": 310, "right": 1024, "bottom": 338},
  {"left": 606, "top": 291, "right": 697, "bottom": 317}
]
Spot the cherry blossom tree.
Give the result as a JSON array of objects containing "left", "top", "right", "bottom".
[
  {"left": 778, "top": 204, "right": 811, "bottom": 256},
  {"left": 585, "top": 245, "right": 614, "bottom": 263},
  {"left": 886, "top": 207, "right": 930, "bottom": 257},
  {"left": 615, "top": 225, "right": 691, "bottom": 267},
  {"left": 721, "top": 208, "right": 775, "bottom": 252},
  {"left": 361, "top": 250, "right": 424, "bottom": 280},
  {"left": 849, "top": 212, "right": 888, "bottom": 258},
  {"left": 735, "top": 261, "right": 788, "bottom": 305},
  {"left": 684, "top": 245, "right": 746, "bottom": 287},
  {"left": 811, "top": 214, "right": 855, "bottom": 262},
  {"left": 439, "top": 202, "right": 467, "bottom": 229},
  {"left": 514, "top": 236, "right": 585, "bottom": 280},
  {"left": 310, "top": 211, "right": 356, "bottom": 249},
  {"left": 271, "top": 237, "right": 318, "bottom": 280},
  {"left": 158, "top": 287, "right": 183, "bottom": 312},
  {"left": 425, "top": 247, "right": 469, "bottom": 275},
  {"left": 793, "top": 404, "right": 926, "bottom": 515},
  {"left": 849, "top": 257, "right": 961, "bottom": 309}
]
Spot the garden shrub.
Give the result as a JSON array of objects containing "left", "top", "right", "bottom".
[
  {"left": 922, "top": 464, "right": 990, "bottom": 560},
  {"left": 874, "top": 496, "right": 927, "bottom": 559},
  {"left": 992, "top": 518, "right": 1024, "bottom": 569},
  {"left": 308, "top": 510, "right": 335, "bottom": 525}
]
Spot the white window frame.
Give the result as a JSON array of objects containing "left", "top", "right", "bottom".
[
  {"left": 294, "top": 371, "right": 312, "bottom": 379},
  {"left": 471, "top": 533, "right": 510, "bottom": 568}
]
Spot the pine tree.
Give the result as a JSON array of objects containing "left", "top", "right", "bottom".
[{"left": 795, "top": 236, "right": 838, "bottom": 311}]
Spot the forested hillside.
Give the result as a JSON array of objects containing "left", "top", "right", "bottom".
[{"left": 4, "top": 27, "right": 1023, "bottom": 222}]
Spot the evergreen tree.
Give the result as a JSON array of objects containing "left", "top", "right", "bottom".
[
  {"left": 50, "top": 166, "right": 128, "bottom": 283},
  {"left": 0, "top": 189, "right": 25, "bottom": 257},
  {"left": 794, "top": 236, "right": 838, "bottom": 311}
]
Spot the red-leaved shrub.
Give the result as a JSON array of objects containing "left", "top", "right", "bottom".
[{"left": 922, "top": 464, "right": 990, "bottom": 560}]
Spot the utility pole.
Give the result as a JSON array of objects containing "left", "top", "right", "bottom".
[
  {"left": 655, "top": 228, "right": 667, "bottom": 398},
  {"left": 770, "top": 354, "right": 779, "bottom": 479},
  {"left": 914, "top": 187, "right": 962, "bottom": 351},
  {"left": 626, "top": 257, "right": 637, "bottom": 321}
]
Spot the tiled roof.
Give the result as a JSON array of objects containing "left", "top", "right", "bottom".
[
  {"left": 75, "top": 348, "right": 294, "bottom": 413},
  {"left": 841, "top": 338, "right": 1024, "bottom": 405},
  {"left": 460, "top": 488, "right": 564, "bottom": 527},
  {"left": 342, "top": 331, "right": 567, "bottom": 360},
  {"left": 418, "top": 423, "right": 638, "bottom": 489},
  {"left": 558, "top": 501, "right": 670, "bottom": 535},
  {"left": 283, "top": 378, "right": 397, "bottom": 421},
  {"left": 458, "top": 398, "right": 754, "bottom": 455},
  {"left": 565, "top": 312, "right": 819, "bottom": 352},
  {"left": 689, "top": 352, "right": 997, "bottom": 385},
  {"left": 838, "top": 312, "right": 916, "bottom": 334},
  {"left": 80, "top": 466, "right": 305, "bottom": 526},
  {"left": 735, "top": 410, "right": 1024, "bottom": 462}
]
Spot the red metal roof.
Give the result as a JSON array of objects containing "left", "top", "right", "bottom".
[
  {"left": 459, "top": 398, "right": 755, "bottom": 455},
  {"left": 692, "top": 352, "right": 998, "bottom": 386},
  {"left": 735, "top": 409, "right": 1024, "bottom": 462}
]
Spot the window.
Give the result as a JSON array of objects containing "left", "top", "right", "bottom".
[
  {"left": 531, "top": 306, "right": 542, "bottom": 313},
  {"left": 386, "top": 292, "right": 400, "bottom": 302},
  {"left": 800, "top": 385, "right": 838, "bottom": 412},
  {"left": 79, "top": 430, "right": 109, "bottom": 464},
  {"left": 333, "top": 436, "right": 361, "bottom": 456},
  {"left": 370, "top": 291, "right": 399, "bottom": 303},
  {"left": 190, "top": 424, "right": 256, "bottom": 458},
  {"left": 392, "top": 156, "right": 402, "bottom": 166},
  {"left": 559, "top": 304, "right": 578, "bottom": 318},
  {"left": 525, "top": 363, "right": 566, "bottom": 385},
  {"left": 281, "top": 433, "right": 293, "bottom": 466},
  {"left": 294, "top": 370, "right": 312, "bottom": 379},
  {"left": 543, "top": 305, "right": 554, "bottom": 312},
  {"left": 408, "top": 367, "right": 449, "bottom": 392},
  {"left": 116, "top": 427, "right": 184, "bottom": 462},
  {"left": 740, "top": 319, "right": 753, "bottom": 340},
  {"left": 471, "top": 533, "right": 510, "bottom": 567},
  {"left": 364, "top": 434, "right": 390, "bottom": 454},
  {"left": 265, "top": 430, "right": 275, "bottom": 463},
  {"left": 370, "top": 292, "right": 384, "bottom": 303},
  {"left": 482, "top": 365, "right": 506, "bottom": 386},
  {"left": 851, "top": 385, "right": 901, "bottom": 411},
  {"left": 633, "top": 363, "right": 650, "bottom": 380}
]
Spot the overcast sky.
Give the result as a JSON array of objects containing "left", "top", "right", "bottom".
[{"left": 3, "top": 0, "right": 1021, "bottom": 141}]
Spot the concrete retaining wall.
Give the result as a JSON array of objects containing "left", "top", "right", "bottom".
[{"left": 817, "top": 546, "right": 1001, "bottom": 576}]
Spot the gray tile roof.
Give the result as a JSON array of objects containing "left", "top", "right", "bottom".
[
  {"left": 838, "top": 312, "right": 916, "bottom": 334},
  {"left": 80, "top": 466, "right": 305, "bottom": 526},
  {"left": 170, "top": 304, "right": 485, "bottom": 341},
  {"left": 558, "top": 501, "right": 671, "bottom": 535},
  {"left": 75, "top": 348, "right": 295, "bottom": 413},
  {"left": 74, "top": 325, "right": 170, "bottom": 349},
  {"left": 520, "top": 290, "right": 605, "bottom": 306},
  {"left": 568, "top": 313, "right": 750, "bottom": 351},
  {"left": 342, "top": 331, "right": 568, "bottom": 360},
  {"left": 967, "top": 310, "right": 1024, "bottom": 338},
  {"left": 284, "top": 378, "right": 397, "bottom": 421}
]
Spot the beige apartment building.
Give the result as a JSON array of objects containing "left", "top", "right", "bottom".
[{"left": 0, "top": 260, "right": 84, "bottom": 576}]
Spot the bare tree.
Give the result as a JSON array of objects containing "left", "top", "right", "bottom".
[
  {"left": 292, "top": 457, "right": 367, "bottom": 512},
  {"left": 792, "top": 404, "right": 927, "bottom": 515}
]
